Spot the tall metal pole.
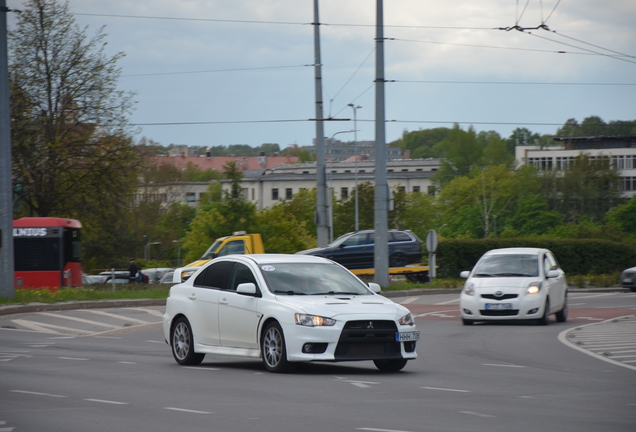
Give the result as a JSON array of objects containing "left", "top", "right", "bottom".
[
  {"left": 313, "top": 0, "right": 329, "bottom": 247},
  {"left": 0, "top": 1, "right": 15, "bottom": 299},
  {"left": 348, "top": 104, "right": 361, "bottom": 231},
  {"left": 374, "top": 0, "right": 389, "bottom": 288}
]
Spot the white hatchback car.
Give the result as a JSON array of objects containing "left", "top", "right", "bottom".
[
  {"left": 163, "top": 254, "right": 419, "bottom": 372},
  {"left": 459, "top": 248, "right": 568, "bottom": 325}
]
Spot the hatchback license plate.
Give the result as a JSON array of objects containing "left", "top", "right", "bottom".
[
  {"left": 396, "top": 331, "right": 420, "bottom": 342},
  {"left": 485, "top": 303, "right": 512, "bottom": 310},
  {"left": 623, "top": 278, "right": 632, "bottom": 283}
]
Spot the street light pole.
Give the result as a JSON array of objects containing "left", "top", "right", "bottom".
[
  {"left": 145, "top": 242, "right": 160, "bottom": 261},
  {"left": 327, "top": 130, "right": 354, "bottom": 242},
  {"left": 348, "top": 104, "right": 362, "bottom": 231}
]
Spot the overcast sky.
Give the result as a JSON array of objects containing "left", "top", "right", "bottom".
[{"left": 8, "top": 0, "right": 636, "bottom": 149}]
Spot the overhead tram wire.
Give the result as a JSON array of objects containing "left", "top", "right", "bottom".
[
  {"left": 388, "top": 37, "right": 582, "bottom": 55},
  {"left": 393, "top": 80, "right": 636, "bottom": 86},
  {"left": 121, "top": 64, "right": 312, "bottom": 78},
  {"left": 72, "top": 12, "right": 493, "bottom": 30}
]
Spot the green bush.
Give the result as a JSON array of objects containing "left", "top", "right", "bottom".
[{"left": 436, "top": 238, "right": 636, "bottom": 278}]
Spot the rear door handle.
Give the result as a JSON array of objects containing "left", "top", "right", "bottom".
[
  {"left": 188, "top": 293, "right": 197, "bottom": 300},
  {"left": 220, "top": 298, "right": 228, "bottom": 305}
]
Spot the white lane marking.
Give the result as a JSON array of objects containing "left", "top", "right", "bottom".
[
  {"left": 118, "top": 361, "right": 137, "bottom": 364},
  {"left": 413, "top": 309, "right": 457, "bottom": 318},
  {"left": 435, "top": 298, "right": 460, "bottom": 305},
  {"left": 37, "top": 312, "right": 122, "bottom": 329},
  {"left": 342, "top": 379, "right": 379, "bottom": 389},
  {"left": 421, "top": 386, "right": 470, "bottom": 392},
  {"left": 10, "top": 320, "right": 61, "bottom": 334},
  {"left": 128, "top": 307, "right": 165, "bottom": 317},
  {"left": 0, "top": 353, "right": 31, "bottom": 362},
  {"left": 482, "top": 363, "right": 526, "bottom": 368},
  {"left": 460, "top": 411, "right": 496, "bottom": 418},
  {"left": 574, "top": 317, "right": 604, "bottom": 321},
  {"left": 357, "top": 428, "right": 414, "bottom": 432},
  {"left": 558, "top": 317, "right": 636, "bottom": 372},
  {"left": 82, "top": 310, "right": 151, "bottom": 324},
  {"left": 0, "top": 427, "right": 15, "bottom": 431},
  {"left": 164, "top": 407, "right": 210, "bottom": 414},
  {"left": 146, "top": 340, "right": 164, "bottom": 343},
  {"left": 398, "top": 297, "right": 419, "bottom": 305},
  {"left": 183, "top": 366, "right": 220, "bottom": 370},
  {"left": 10, "top": 390, "right": 67, "bottom": 398},
  {"left": 85, "top": 399, "right": 128, "bottom": 405},
  {"left": 58, "top": 357, "right": 89, "bottom": 361}
]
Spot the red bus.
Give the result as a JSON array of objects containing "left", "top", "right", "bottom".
[{"left": 13, "top": 217, "right": 83, "bottom": 289}]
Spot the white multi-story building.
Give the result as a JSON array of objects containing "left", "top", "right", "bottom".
[
  {"left": 139, "top": 158, "right": 440, "bottom": 209},
  {"left": 515, "top": 135, "right": 636, "bottom": 197}
]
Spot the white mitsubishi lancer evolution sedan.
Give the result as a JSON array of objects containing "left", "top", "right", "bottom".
[{"left": 163, "top": 254, "right": 419, "bottom": 373}]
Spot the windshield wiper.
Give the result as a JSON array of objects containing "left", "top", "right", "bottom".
[
  {"left": 273, "top": 290, "right": 306, "bottom": 295},
  {"left": 475, "top": 273, "right": 493, "bottom": 277},
  {"left": 493, "top": 273, "right": 529, "bottom": 277},
  {"left": 311, "top": 291, "right": 360, "bottom": 295}
]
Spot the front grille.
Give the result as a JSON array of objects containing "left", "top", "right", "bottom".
[
  {"left": 480, "top": 309, "right": 519, "bottom": 316},
  {"left": 481, "top": 294, "right": 518, "bottom": 300},
  {"left": 334, "top": 320, "right": 402, "bottom": 360}
]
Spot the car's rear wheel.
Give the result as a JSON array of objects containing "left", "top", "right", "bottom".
[
  {"left": 536, "top": 299, "right": 550, "bottom": 326},
  {"left": 555, "top": 295, "right": 568, "bottom": 323},
  {"left": 374, "top": 358, "right": 408, "bottom": 372},
  {"left": 261, "top": 322, "right": 292, "bottom": 373},
  {"left": 171, "top": 317, "right": 205, "bottom": 365},
  {"left": 389, "top": 253, "right": 407, "bottom": 268}
]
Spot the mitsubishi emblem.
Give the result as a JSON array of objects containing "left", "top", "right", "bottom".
[{"left": 366, "top": 321, "right": 374, "bottom": 329}]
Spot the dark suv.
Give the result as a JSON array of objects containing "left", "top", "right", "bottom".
[{"left": 296, "top": 229, "right": 423, "bottom": 270}]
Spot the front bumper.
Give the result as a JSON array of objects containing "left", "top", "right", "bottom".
[
  {"left": 460, "top": 292, "right": 546, "bottom": 321},
  {"left": 281, "top": 316, "right": 418, "bottom": 363}
]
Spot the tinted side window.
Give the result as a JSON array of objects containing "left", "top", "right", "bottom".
[
  {"left": 228, "top": 263, "right": 259, "bottom": 293},
  {"left": 343, "top": 233, "right": 371, "bottom": 246},
  {"left": 391, "top": 232, "right": 411, "bottom": 242},
  {"left": 193, "top": 261, "right": 234, "bottom": 289}
]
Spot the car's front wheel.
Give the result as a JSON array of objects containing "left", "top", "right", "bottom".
[
  {"left": 555, "top": 295, "right": 568, "bottom": 323},
  {"left": 536, "top": 299, "right": 550, "bottom": 326},
  {"left": 261, "top": 322, "right": 292, "bottom": 373},
  {"left": 171, "top": 317, "right": 205, "bottom": 365},
  {"left": 374, "top": 358, "right": 408, "bottom": 372}
]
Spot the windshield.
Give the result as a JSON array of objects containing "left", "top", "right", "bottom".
[
  {"left": 258, "top": 262, "right": 372, "bottom": 296},
  {"left": 473, "top": 254, "right": 538, "bottom": 277},
  {"left": 200, "top": 239, "right": 223, "bottom": 260}
]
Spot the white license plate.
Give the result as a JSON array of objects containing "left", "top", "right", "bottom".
[
  {"left": 396, "top": 331, "right": 420, "bottom": 342},
  {"left": 485, "top": 303, "right": 512, "bottom": 310},
  {"left": 623, "top": 278, "right": 632, "bottom": 283}
]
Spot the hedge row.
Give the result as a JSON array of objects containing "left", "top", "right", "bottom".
[{"left": 434, "top": 238, "right": 636, "bottom": 278}]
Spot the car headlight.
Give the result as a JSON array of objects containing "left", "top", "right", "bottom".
[
  {"left": 526, "top": 282, "right": 542, "bottom": 295},
  {"left": 463, "top": 283, "right": 475, "bottom": 296},
  {"left": 295, "top": 313, "right": 336, "bottom": 327},
  {"left": 399, "top": 313, "right": 414, "bottom": 326}
]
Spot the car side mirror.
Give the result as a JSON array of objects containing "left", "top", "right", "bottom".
[
  {"left": 460, "top": 271, "right": 470, "bottom": 278},
  {"left": 546, "top": 270, "right": 559, "bottom": 279},
  {"left": 237, "top": 282, "right": 257, "bottom": 295},
  {"left": 339, "top": 244, "right": 346, "bottom": 249},
  {"left": 368, "top": 282, "right": 381, "bottom": 293}
]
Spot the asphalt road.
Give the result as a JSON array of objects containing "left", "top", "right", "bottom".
[{"left": 0, "top": 291, "right": 635, "bottom": 432}]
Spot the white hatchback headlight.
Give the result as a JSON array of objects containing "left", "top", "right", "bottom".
[
  {"left": 463, "top": 283, "right": 475, "bottom": 296},
  {"left": 526, "top": 282, "right": 542, "bottom": 295},
  {"left": 399, "top": 313, "right": 414, "bottom": 326},
  {"left": 295, "top": 313, "right": 336, "bottom": 327}
]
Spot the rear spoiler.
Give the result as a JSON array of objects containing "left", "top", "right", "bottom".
[{"left": 172, "top": 266, "right": 202, "bottom": 283}]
